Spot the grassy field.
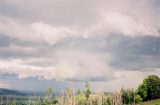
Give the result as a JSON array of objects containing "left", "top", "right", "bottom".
[{"left": 140, "top": 99, "right": 160, "bottom": 105}]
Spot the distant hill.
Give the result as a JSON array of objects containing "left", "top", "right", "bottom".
[
  {"left": 0, "top": 88, "right": 25, "bottom": 96},
  {"left": 0, "top": 88, "right": 45, "bottom": 96}
]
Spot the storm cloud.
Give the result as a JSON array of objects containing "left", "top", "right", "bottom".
[{"left": 0, "top": 0, "right": 160, "bottom": 91}]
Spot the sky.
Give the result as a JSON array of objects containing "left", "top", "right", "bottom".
[{"left": 0, "top": 0, "right": 160, "bottom": 92}]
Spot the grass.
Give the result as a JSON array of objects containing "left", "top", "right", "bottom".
[{"left": 139, "top": 99, "right": 160, "bottom": 105}]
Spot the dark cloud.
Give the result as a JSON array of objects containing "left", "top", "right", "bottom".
[
  {"left": 49, "top": 35, "right": 160, "bottom": 71},
  {"left": 0, "top": 35, "right": 12, "bottom": 47},
  {"left": 0, "top": 34, "right": 51, "bottom": 59},
  {"left": 104, "top": 35, "right": 160, "bottom": 70},
  {"left": 1, "top": 33, "right": 160, "bottom": 71},
  {"left": 0, "top": 0, "right": 160, "bottom": 91}
]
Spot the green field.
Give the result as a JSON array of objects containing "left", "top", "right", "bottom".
[{"left": 140, "top": 99, "right": 160, "bottom": 105}]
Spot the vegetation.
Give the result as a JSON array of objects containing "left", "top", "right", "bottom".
[
  {"left": 134, "top": 95, "right": 143, "bottom": 103},
  {"left": 137, "top": 75, "right": 160, "bottom": 101},
  {"left": 42, "top": 87, "right": 57, "bottom": 105},
  {"left": 76, "top": 89, "right": 87, "bottom": 105},
  {"left": 139, "top": 99, "right": 160, "bottom": 105},
  {"left": 120, "top": 75, "right": 160, "bottom": 105},
  {"left": 121, "top": 88, "right": 135, "bottom": 104},
  {"left": 84, "top": 81, "right": 91, "bottom": 100},
  {"left": 0, "top": 75, "right": 160, "bottom": 105}
]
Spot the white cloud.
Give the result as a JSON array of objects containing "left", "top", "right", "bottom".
[
  {"left": 109, "top": 70, "right": 145, "bottom": 91},
  {"left": 89, "top": 70, "right": 160, "bottom": 92},
  {"left": 0, "top": 17, "right": 79, "bottom": 45},
  {"left": 0, "top": 49, "right": 114, "bottom": 81},
  {"left": 0, "top": 59, "right": 54, "bottom": 80},
  {"left": 53, "top": 49, "right": 113, "bottom": 81},
  {"left": 1, "top": 13, "right": 159, "bottom": 46},
  {"left": 0, "top": 0, "right": 160, "bottom": 91},
  {"left": 31, "top": 22, "right": 78, "bottom": 44},
  {"left": 85, "top": 12, "right": 159, "bottom": 37},
  {"left": 0, "top": 0, "right": 159, "bottom": 45}
]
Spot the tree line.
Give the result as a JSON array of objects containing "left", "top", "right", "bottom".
[
  {"left": 121, "top": 75, "right": 160, "bottom": 104},
  {"left": 40, "top": 75, "right": 160, "bottom": 105},
  {"left": 4, "top": 75, "right": 160, "bottom": 105}
]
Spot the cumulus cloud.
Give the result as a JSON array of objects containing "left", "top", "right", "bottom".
[
  {"left": 0, "top": 33, "right": 160, "bottom": 83},
  {"left": 85, "top": 12, "right": 159, "bottom": 37},
  {"left": 0, "top": 17, "right": 79, "bottom": 44},
  {"left": 0, "top": 0, "right": 159, "bottom": 45},
  {"left": 53, "top": 50, "right": 113, "bottom": 81},
  {"left": 0, "top": 48, "right": 114, "bottom": 81},
  {"left": 0, "top": 0, "right": 160, "bottom": 91}
]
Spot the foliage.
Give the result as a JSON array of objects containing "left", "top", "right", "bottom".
[
  {"left": 65, "top": 87, "right": 74, "bottom": 105},
  {"left": 137, "top": 84, "right": 148, "bottom": 100},
  {"left": 137, "top": 75, "right": 160, "bottom": 101},
  {"left": 134, "top": 95, "right": 143, "bottom": 103},
  {"left": 42, "top": 87, "right": 57, "bottom": 105},
  {"left": 75, "top": 90, "right": 87, "bottom": 105},
  {"left": 5, "top": 75, "right": 160, "bottom": 105},
  {"left": 42, "top": 96, "right": 49, "bottom": 105},
  {"left": 103, "top": 96, "right": 111, "bottom": 105},
  {"left": 33, "top": 98, "right": 39, "bottom": 105},
  {"left": 88, "top": 93, "right": 111, "bottom": 105},
  {"left": 121, "top": 88, "right": 135, "bottom": 104},
  {"left": 84, "top": 81, "right": 91, "bottom": 99},
  {"left": 88, "top": 94, "right": 98, "bottom": 105},
  {"left": 10, "top": 100, "right": 16, "bottom": 105}
]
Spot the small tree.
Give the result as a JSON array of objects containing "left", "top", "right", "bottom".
[
  {"left": 137, "top": 75, "right": 160, "bottom": 101},
  {"left": 84, "top": 81, "right": 91, "bottom": 99},
  {"left": 121, "top": 88, "right": 135, "bottom": 104},
  {"left": 47, "top": 87, "right": 53, "bottom": 102},
  {"left": 42, "top": 87, "right": 57, "bottom": 105},
  {"left": 76, "top": 89, "right": 87, "bottom": 105}
]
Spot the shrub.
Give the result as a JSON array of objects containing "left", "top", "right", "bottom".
[{"left": 135, "top": 95, "right": 143, "bottom": 103}]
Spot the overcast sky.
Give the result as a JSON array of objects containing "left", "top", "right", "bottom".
[{"left": 0, "top": 0, "right": 160, "bottom": 91}]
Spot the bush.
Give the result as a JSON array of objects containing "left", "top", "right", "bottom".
[{"left": 135, "top": 95, "right": 143, "bottom": 103}]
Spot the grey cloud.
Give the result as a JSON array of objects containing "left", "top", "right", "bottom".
[
  {"left": 0, "top": 0, "right": 99, "bottom": 28},
  {"left": 0, "top": 34, "right": 52, "bottom": 59},
  {"left": 0, "top": 0, "right": 159, "bottom": 45},
  {"left": 1, "top": 33, "right": 160, "bottom": 75},
  {"left": 50, "top": 35, "right": 160, "bottom": 71},
  {"left": 0, "top": 35, "right": 114, "bottom": 81},
  {"left": 0, "top": 35, "right": 12, "bottom": 47},
  {"left": 0, "top": 0, "right": 159, "bottom": 29},
  {"left": 0, "top": 0, "right": 160, "bottom": 85},
  {"left": 104, "top": 35, "right": 160, "bottom": 70}
]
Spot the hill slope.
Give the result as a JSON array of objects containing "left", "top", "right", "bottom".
[
  {"left": 0, "top": 88, "right": 25, "bottom": 96},
  {"left": 0, "top": 88, "right": 45, "bottom": 96},
  {"left": 140, "top": 99, "right": 160, "bottom": 105}
]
